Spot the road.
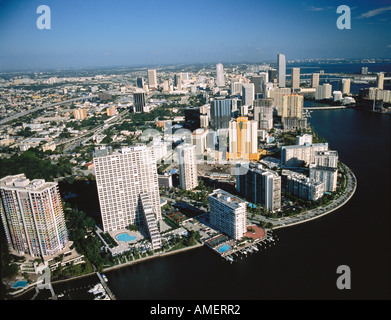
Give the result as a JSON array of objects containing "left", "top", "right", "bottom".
[{"left": 0, "top": 95, "right": 98, "bottom": 125}]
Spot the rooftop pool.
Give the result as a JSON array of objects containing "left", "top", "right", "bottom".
[{"left": 116, "top": 233, "right": 137, "bottom": 242}]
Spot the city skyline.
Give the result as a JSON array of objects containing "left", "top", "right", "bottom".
[{"left": 1, "top": 0, "right": 391, "bottom": 71}]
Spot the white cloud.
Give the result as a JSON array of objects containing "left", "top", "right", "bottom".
[{"left": 358, "top": 6, "right": 391, "bottom": 19}]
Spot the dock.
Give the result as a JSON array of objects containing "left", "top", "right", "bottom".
[{"left": 96, "top": 272, "right": 116, "bottom": 300}]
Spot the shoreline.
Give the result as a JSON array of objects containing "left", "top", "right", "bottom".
[
  {"left": 8, "top": 164, "right": 357, "bottom": 300},
  {"left": 267, "top": 162, "right": 357, "bottom": 230}
]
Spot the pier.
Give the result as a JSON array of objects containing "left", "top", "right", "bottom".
[
  {"left": 304, "top": 106, "right": 348, "bottom": 110},
  {"left": 96, "top": 271, "right": 116, "bottom": 300}
]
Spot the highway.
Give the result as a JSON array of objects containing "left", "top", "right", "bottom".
[{"left": 0, "top": 95, "right": 98, "bottom": 125}]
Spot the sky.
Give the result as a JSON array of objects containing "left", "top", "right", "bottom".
[{"left": 0, "top": 0, "right": 391, "bottom": 71}]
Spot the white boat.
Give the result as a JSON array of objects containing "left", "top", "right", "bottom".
[
  {"left": 57, "top": 293, "right": 64, "bottom": 298},
  {"left": 247, "top": 247, "right": 253, "bottom": 253},
  {"left": 101, "top": 274, "right": 108, "bottom": 282},
  {"left": 88, "top": 284, "right": 101, "bottom": 293},
  {"left": 252, "top": 245, "right": 259, "bottom": 252},
  {"left": 241, "top": 249, "right": 247, "bottom": 255},
  {"left": 226, "top": 256, "right": 234, "bottom": 262}
]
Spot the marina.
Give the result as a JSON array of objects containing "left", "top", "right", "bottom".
[{"left": 204, "top": 226, "right": 279, "bottom": 264}]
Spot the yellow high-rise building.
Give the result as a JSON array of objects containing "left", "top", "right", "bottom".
[{"left": 228, "top": 117, "right": 262, "bottom": 161}]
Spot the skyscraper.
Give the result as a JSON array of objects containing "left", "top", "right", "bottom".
[
  {"left": 174, "top": 73, "right": 182, "bottom": 90},
  {"left": 242, "top": 83, "right": 255, "bottom": 107},
  {"left": 377, "top": 73, "right": 384, "bottom": 90},
  {"left": 253, "top": 98, "right": 273, "bottom": 130},
  {"left": 315, "top": 84, "right": 332, "bottom": 100},
  {"left": 277, "top": 54, "right": 286, "bottom": 88},
  {"left": 0, "top": 174, "right": 69, "bottom": 257},
  {"left": 133, "top": 90, "right": 146, "bottom": 113},
  {"left": 311, "top": 73, "right": 320, "bottom": 88},
  {"left": 94, "top": 146, "right": 161, "bottom": 232},
  {"left": 228, "top": 117, "right": 259, "bottom": 161},
  {"left": 147, "top": 69, "right": 158, "bottom": 89},
  {"left": 208, "top": 189, "right": 247, "bottom": 240},
  {"left": 216, "top": 63, "right": 225, "bottom": 87},
  {"left": 291, "top": 68, "right": 300, "bottom": 90},
  {"left": 177, "top": 143, "right": 198, "bottom": 190},
  {"left": 269, "top": 87, "right": 292, "bottom": 116},
  {"left": 136, "top": 77, "right": 144, "bottom": 89},
  {"left": 341, "top": 78, "right": 351, "bottom": 95},
  {"left": 281, "top": 94, "right": 304, "bottom": 119},
  {"left": 210, "top": 97, "right": 232, "bottom": 130},
  {"left": 236, "top": 163, "right": 281, "bottom": 212}
]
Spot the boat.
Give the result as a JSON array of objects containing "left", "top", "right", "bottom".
[
  {"left": 247, "top": 247, "right": 253, "bottom": 253},
  {"left": 57, "top": 293, "right": 64, "bottom": 298},
  {"left": 88, "top": 284, "right": 101, "bottom": 293},
  {"left": 226, "top": 256, "right": 234, "bottom": 262},
  {"left": 252, "top": 245, "right": 259, "bottom": 252},
  {"left": 101, "top": 274, "right": 108, "bottom": 282},
  {"left": 241, "top": 249, "right": 247, "bottom": 255}
]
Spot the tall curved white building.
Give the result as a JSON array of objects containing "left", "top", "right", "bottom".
[{"left": 216, "top": 63, "right": 225, "bottom": 87}]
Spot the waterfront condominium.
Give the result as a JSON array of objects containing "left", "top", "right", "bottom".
[
  {"left": 0, "top": 174, "right": 69, "bottom": 258},
  {"left": 216, "top": 63, "right": 225, "bottom": 87},
  {"left": 147, "top": 69, "right": 158, "bottom": 89},
  {"left": 236, "top": 163, "right": 281, "bottom": 212},
  {"left": 208, "top": 189, "right": 247, "bottom": 240},
  {"left": 277, "top": 53, "right": 286, "bottom": 88},
  {"left": 281, "top": 143, "right": 329, "bottom": 167},
  {"left": 177, "top": 143, "right": 198, "bottom": 190},
  {"left": 93, "top": 145, "right": 161, "bottom": 233}
]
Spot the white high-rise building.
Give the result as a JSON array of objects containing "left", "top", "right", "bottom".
[
  {"left": 147, "top": 69, "right": 158, "bottom": 89},
  {"left": 0, "top": 174, "right": 69, "bottom": 257},
  {"left": 309, "top": 165, "right": 338, "bottom": 192},
  {"left": 341, "top": 78, "right": 351, "bottom": 95},
  {"left": 296, "top": 134, "right": 313, "bottom": 146},
  {"left": 315, "top": 84, "right": 332, "bottom": 100},
  {"left": 281, "top": 143, "right": 329, "bottom": 167},
  {"left": 216, "top": 63, "right": 225, "bottom": 87},
  {"left": 242, "top": 83, "right": 255, "bottom": 107},
  {"left": 94, "top": 146, "right": 161, "bottom": 232},
  {"left": 291, "top": 68, "right": 300, "bottom": 89},
  {"left": 377, "top": 73, "right": 384, "bottom": 90},
  {"left": 177, "top": 143, "right": 198, "bottom": 190},
  {"left": 208, "top": 189, "right": 247, "bottom": 240},
  {"left": 277, "top": 54, "right": 286, "bottom": 88},
  {"left": 311, "top": 73, "right": 320, "bottom": 88}
]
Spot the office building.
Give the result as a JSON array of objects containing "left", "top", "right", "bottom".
[
  {"left": 210, "top": 97, "right": 232, "bottom": 130},
  {"left": 228, "top": 117, "right": 259, "bottom": 161},
  {"left": 184, "top": 106, "right": 201, "bottom": 132},
  {"left": 94, "top": 146, "right": 161, "bottom": 232},
  {"left": 174, "top": 73, "right": 182, "bottom": 90},
  {"left": 0, "top": 174, "right": 69, "bottom": 257},
  {"left": 268, "top": 69, "right": 278, "bottom": 84},
  {"left": 216, "top": 63, "right": 225, "bottom": 87},
  {"left": 242, "top": 83, "right": 255, "bottom": 107},
  {"left": 136, "top": 77, "right": 144, "bottom": 89},
  {"left": 147, "top": 69, "right": 158, "bottom": 89},
  {"left": 291, "top": 68, "right": 300, "bottom": 90},
  {"left": 230, "top": 81, "right": 243, "bottom": 95},
  {"left": 251, "top": 75, "right": 266, "bottom": 99},
  {"left": 311, "top": 73, "right": 320, "bottom": 88},
  {"left": 253, "top": 98, "right": 273, "bottom": 130},
  {"left": 236, "top": 163, "right": 281, "bottom": 212},
  {"left": 177, "top": 143, "right": 198, "bottom": 190},
  {"left": 208, "top": 189, "right": 247, "bottom": 240},
  {"left": 277, "top": 54, "right": 286, "bottom": 88},
  {"left": 309, "top": 165, "right": 338, "bottom": 192},
  {"left": 133, "top": 91, "right": 146, "bottom": 113},
  {"left": 281, "top": 143, "right": 329, "bottom": 167},
  {"left": 281, "top": 170, "right": 324, "bottom": 201}
]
